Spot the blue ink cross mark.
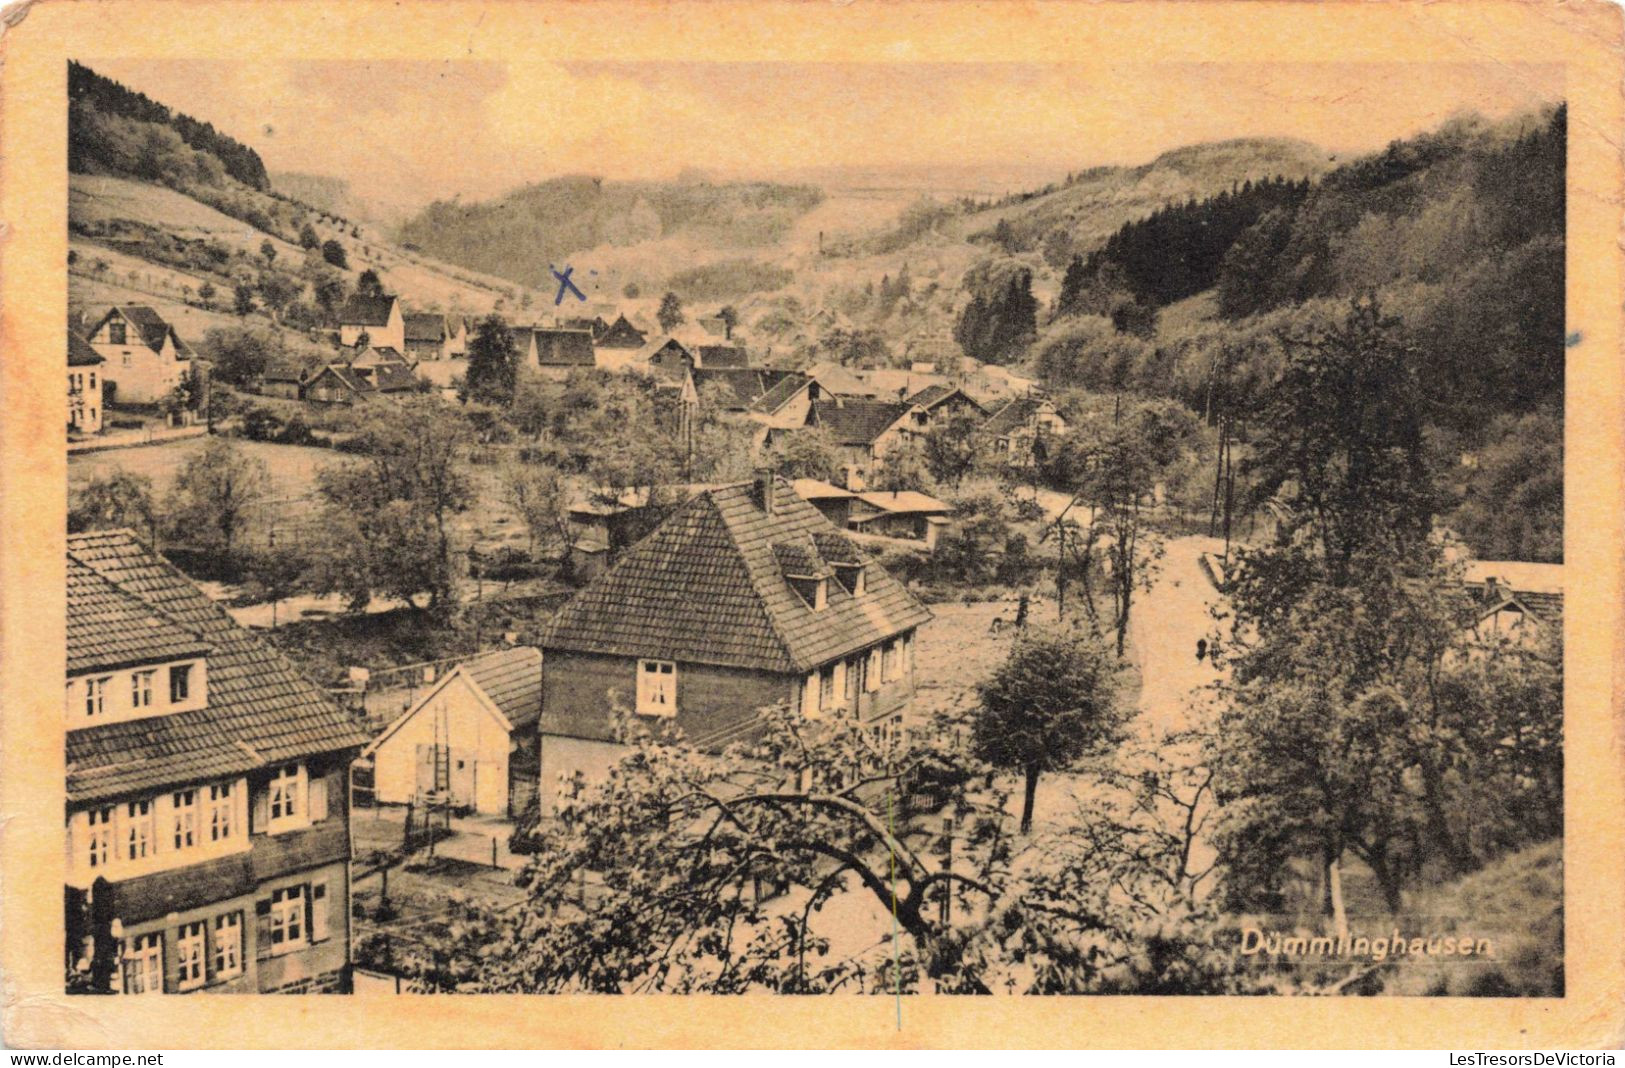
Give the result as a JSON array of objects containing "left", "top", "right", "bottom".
[{"left": 551, "top": 264, "right": 586, "bottom": 305}]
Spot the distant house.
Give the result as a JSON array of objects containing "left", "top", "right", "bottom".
[
  {"left": 790, "top": 477, "right": 857, "bottom": 528},
  {"left": 350, "top": 345, "right": 411, "bottom": 370},
  {"left": 363, "top": 646, "right": 543, "bottom": 817},
  {"left": 302, "top": 360, "right": 419, "bottom": 406},
  {"left": 537, "top": 475, "right": 931, "bottom": 814},
  {"left": 257, "top": 362, "right": 307, "bottom": 400},
  {"left": 69, "top": 330, "right": 105, "bottom": 434},
  {"left": 402, "top": 314, "right": 450, "bottom": 361},
  {"left": 692, "top": 367, "right": 799, "bottom": 413},
  {"left": 748, "top": 373, "right": 819, "bottom": 430},
  {"left": 86, "top": 306, "right": 196, "bottom": 406},
  {"left": 643, "top": 337, "right": 697, "bottom": 378},
  {"left": 65, "top": 531, "right": 368, "bottom": 994},
  {"left": 597, "top": 314, "right": 647, "bottom": 350},
  {"left": 982, "top": 394, "right": 1069, "bottom": 467},
  {"left": 560, "top": 315, "right": 611, "bottom": 342},
  {"left": 1463, "top": 561, "right": 1564, "bottom": 647},
  {"left": 533, "top": 328, "right": 597, "bottom": 378},
  {"left": 904, "top": 383, "right": 986, "bottom": 423},
  {"left": 807, "top": 396, "right": 918, "bottom": 474},
  {"left": 696, "top": 343, "right": 749, "bottom": 369},
  {"left": 849, "top": 490, "right": 953, "bottom": 548},
  {"left": 336, "top": 294, "right": 405, "bottom": 352}
]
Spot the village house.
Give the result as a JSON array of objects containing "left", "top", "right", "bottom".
[
  {"left": 902, "top": 383, "right": 987, "bottom": 424},
  {"left": 848, "top": 490, "right": 953, "bottom": 547},
  {"left": 806, "top": 396, "right": 921, "bottom": 480},
  {"left": 1463, "top": 560, "right": 1564, "bottom": 647},
  {"left": 536, "top": 475, "right": 931, "bottom": 813},
  {"left": 596, "top": 314, "right": 647, "bottom": 350},
  {"left": 532, "top": 327, "right": 597, "bottom": 379},
  {"left": 86, "top": 306, "right": 196, "bottom": 406},
  {"left": 981, "top": 393, "right": 1070, "bottom": 467},
  {"left": 336, "top": 294, "right": 405, "bottom": 352},
  {"left": 790, "top": 477, "right": 857, "bottom": 528},
  {"left": 64, "top": 531, "right": 369, "bottom": 994},
  {"left": 69, "top": 330, "right": 106, "bottom": 435},
  {"left": 254, "top": 362, "right": 307, "bottom": 401},
  {"left": 301, "top": 360, "right": 419, "bottom": 406},
  {"left": 643, "top": 336, "right": 697, "bottom": 379},
  {"left": 402, "top": 313, "right": 451, "bottom": 361},
  {"left": 363, "top": 646, "right": 543, "bottom": 818}
]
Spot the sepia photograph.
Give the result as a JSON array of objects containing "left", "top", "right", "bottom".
[{"left": 3, "top": 0, "right": 1623, "bottom": 1051}]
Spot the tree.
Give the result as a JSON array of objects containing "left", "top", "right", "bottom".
[
  {"left": 298, "top": 222, "right": 320, "bottom": 250},
  {"left": 232, "top": 283, "right": 256, "bottom": 317},
  {"left": 201, "top": 324, "right": 284, "bottom": 387},
  {"left": 356, "top": 268, "right": 385, "bottom": 298},
  {"left": 869, "top": 440, "right": 930, "bottom": 495},
  {"left": 954, "top": 261, "right": 1037, "bottom": 365},
  {"left": 463, "top": 314, "right": 519, "bottom": 406},
  {"left": 765, "top": 427, "right": 841, "bottom": 482},
  {"left": 717, "top": 305, "right": 739, "bottom": 335},
  {"left": 311, "top": 270, "right": 348, "bottom": 316},
  {"left": 921, "top": 409, "right": 981, "bottom": 488},
  {"left": 656, "top": 291, "right": 684, "bottom": 332},
  {"left": 257, "top": 271, "right": 300, "bottom": 323},
  {"left": 321, "top": 239, "right": 348, "bottom": 269},
  {"left": 974, "top": 627, "right": 1123, "bottom": 833},
  {"left": 499, "top": 459, "right": 571, "bottom": 559},
  {"left": 309, "top": 399, "right": 471, "bottom": 610},
  {"left": 69, "top": 470, "right": 158, "bottom": 543},
  {"left": 259, "top": 238, "right": 277, "bottom": 266},
  {"left": 165, "top": 438, "right": 269, "bottom": 565},
  {"left": 197, "top": 281, "right": 217, "bottom": 305}
]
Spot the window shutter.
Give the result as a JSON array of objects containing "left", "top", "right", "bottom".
[
  {"left": 310, "top": 882, "right": 329, "bottom": 943},
  {"left": 162, "top": 928, "right": 178, "bottom": 994},
  {"left": 308, "top": 776, "right": 329, "bottom": 823},
  {"left": 250, "top": 785, "right": 268, "bottom": 834},
  {"left": 254, "top": 898, "right": 273, "bottom": 960}
]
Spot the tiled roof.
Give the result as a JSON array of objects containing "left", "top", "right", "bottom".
[
  {"left": 790, "top": 478, "right": 853, "bottom": 501},
  {"left": 542, "top": 478, "right": 931, "bottom": 674},
  {"left": 906, "top": 384, "right": 985, "bottom": 415},
  {"left": 67, "top": 556, "right": 210, "bottom": 675},
  {"left": 749, "top": 373, "right": 811, "bottom": 415},
  {"left": 983, "top": 395, "right": 1038, "bottom": 436},
  {"left": 92, "top": 306, "right": 193, "bottom": 357},
  {"left": 462, "top": 646, "right": 544, "bottom": 730},
  {"left": 599, "top": 315, "right": 647, "bottom": 349},
  {"left": 694, "top": 368, "right": 797, "bottom": 410},
  {"left": 856, "top": 490, "right": 951, "bottom": 515},
  {"left": 65, "top": 531, "right": 369, "bottom": 802},
  {"left": 403, "top": 313, "right": 447, "bottom": 342},
  {"left": 809, "top": 398, "right": 909, "bottom": 446},
  {"left": 535, "top": 328, "right": 596, "bottom": 367},
  {"left": 69, "top": 330, "right": 104, "bottom": 367},
  {"left": 364, "top": 361, "right": 420, "bottom": 393},
  {"left": 697, "top": 345, "right": 749, "bottom": 369},
  {"left": 338, "top": 294, "right": 398, "bottom": 327}
]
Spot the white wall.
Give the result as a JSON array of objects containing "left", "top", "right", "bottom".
[{"left": 372, "top": 674, "right": 510, "bottom": 815}]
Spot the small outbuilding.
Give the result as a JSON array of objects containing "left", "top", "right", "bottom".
[{"left": 363, "top": 646, "right": 542, "bottom": 816}]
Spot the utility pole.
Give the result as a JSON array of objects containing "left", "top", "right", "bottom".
[{"left": 268, "top": 526, "right": 279, "bottom": 630}]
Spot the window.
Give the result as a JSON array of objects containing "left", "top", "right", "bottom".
[
  {"left": 172, "top": 789, "right": 197, "bottom": 850},
  {"left": 212, "top": 912, "right": 242, "bottom": 978},
  {"left": 131, "top": 670, "right": 154, "bottom": 709},
  {"left": 86, "top": 806, "right": 112, "bottom": 869},
  {"left": 636, "top": 660, "right": 676, "bottom": 717},
  {"left": 269, "top": 886, "right": 306, "bottom": 952},
  {"left": 834, "top": 563, "right": 865, "bottom": 597},
  {"left": 121, "top": 932, "right": 162, "bottom": 994},
  {"left": 310, "top": 882, "right": 330, "bottom": 943},
  {"left": 865, "top": 649, "right": 881, "bottom": 693},
  {"left": 108, "top": 321, "right": 126, "bottom": 345},
  {"left": 89, "top": 372, "right": 96, "bottom": 389},
  {"left": 84, "top": 676, "right": 107, "bottom": 718},
  {"left": 125, "top": 799, "right": 153, "bottom": 861},
  {"left": 881, "top": 640, "right": 898, "bottom": 683},
  {"left": 268, "top": 764, "right": 303, "bottom": 827},
  {"left": 169, "top": 664, "right": 191, "bottom": 704},
  {"left": 208, "top": 783, "right": 234, "bottom": 842},
  {"left": 818, "top": 664, "right": 837, "bottom": 711},
  {"left": 175, "top": 921, "right": 206, "bottom": 990},
  {"left": 788, "top": 576, "right": 826, "bottom": 610}
]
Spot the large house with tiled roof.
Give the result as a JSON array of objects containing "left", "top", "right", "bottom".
[
  {"left": 86, "top": 306, "right": 196, "bottom": 406},
  {"left": 363, "top": 646, "right": 544, "bottom": 817},
  {"left": 64, "top": 531, "right": 369, "bottom": 995},
  {"left": 536, "top": 475, "right": 931, "bottom": 813},
  {"left": 336, "top": 294, "right": 404, "bottom": 352}
]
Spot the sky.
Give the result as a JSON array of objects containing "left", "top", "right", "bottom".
[{"left": 85, "top": 58, "right": 1563, "bottom": 210}]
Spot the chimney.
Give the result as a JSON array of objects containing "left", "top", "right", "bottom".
[{"left": 752, "top": 469, "right": 776, "bottom": 514}]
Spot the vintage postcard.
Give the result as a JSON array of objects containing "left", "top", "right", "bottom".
[{"left": 1, "top": 0, "right": 1622, "bottom": 1050}]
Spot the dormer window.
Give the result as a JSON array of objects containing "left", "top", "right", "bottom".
[
  {"left": 107, "top": 321, "right": 126, "bottom": 345},
  {"left": 169, "top": 664, "right": 191, "bottom": 703},
  {"left": 788, "top": 575, "right": 827, "bottom": 610},
  {"left": 833, "top": 563, "right": 865, "bottom": 597}
]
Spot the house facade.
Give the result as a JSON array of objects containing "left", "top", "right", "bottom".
[
  {"left": 402, "top": 314, "right": 450, "bottom": 361},
  {"left": 337, "top": 294, "right": 405, "bottom": 352},
  {"left": 982, "top": 394, "right": 1069, "bottom": 467},
  {"left": 64, "top": 531, "right": 369, "bottom": 995},
  {"left": 537, "top": 476, "right": 931, "bottom": 815},
  {"left": 69, "top": 331, "right": 106, "bottom": 434},
  {"left": 86, "top": 306, "right": 196, "bottom": 406},
  {"left": 364, "top": 647, "right": 543, "bottom": 817}
]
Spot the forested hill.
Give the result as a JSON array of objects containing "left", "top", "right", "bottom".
[
  {"left": 69, "top": 61, "right": 269, "bottom": 190},
  {"left": 396, "top": 177, "right": 825, "bottom": 289}
]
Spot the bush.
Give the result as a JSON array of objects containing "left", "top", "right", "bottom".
[{"left": 240, "top": 406, "right": 283, "bottom": 442}]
